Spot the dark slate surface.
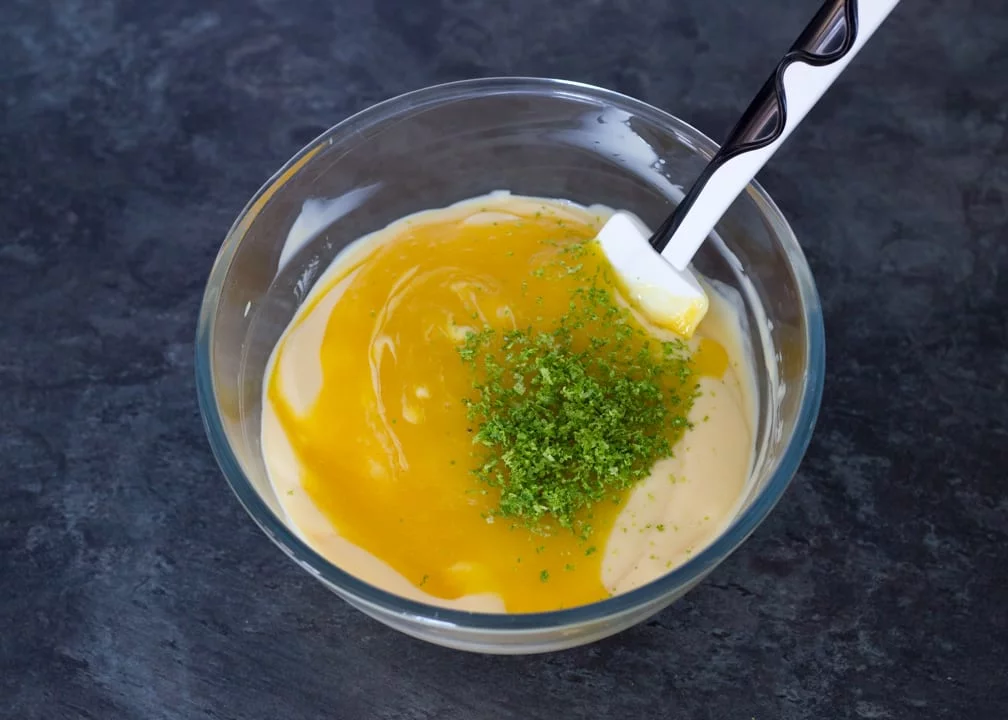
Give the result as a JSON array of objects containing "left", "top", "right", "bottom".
[{"left": 2, "top": 0, "right": 1006, "bottom": 717}]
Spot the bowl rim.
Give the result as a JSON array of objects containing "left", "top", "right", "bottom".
[{"left": 195, "top": 76, "right": 825, "bottom": 632}]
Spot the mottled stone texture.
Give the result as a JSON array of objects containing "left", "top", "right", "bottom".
[{"left": 1, "top": 0, "right": 1006, "bottom": 718}]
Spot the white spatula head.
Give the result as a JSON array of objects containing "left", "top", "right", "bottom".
[{"left": 596, "top": 211, "right": 708, "bottom": 338}]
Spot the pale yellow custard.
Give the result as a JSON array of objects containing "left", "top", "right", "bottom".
[{"left": 262, "top": 193, "right": 756, "bottom": 613}]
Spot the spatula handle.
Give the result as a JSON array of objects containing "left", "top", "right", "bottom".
[{"left": 653, "top": 0, "right": 900, "bottom": 269}]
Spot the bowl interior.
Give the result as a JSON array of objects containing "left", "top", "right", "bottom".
[{"left": 197, "top": 78, "right": 824, "bottom": 635}]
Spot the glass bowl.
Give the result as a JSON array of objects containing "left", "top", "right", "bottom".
[{"left": 195, "top": 77, "right": 825, "bottom": 654}]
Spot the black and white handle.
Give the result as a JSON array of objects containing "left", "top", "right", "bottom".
[{"left": 652, "top": 0, "right": 900, "bottom": 269}]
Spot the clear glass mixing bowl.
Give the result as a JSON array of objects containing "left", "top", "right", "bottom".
[{"left": 195, "top": 77, "right": 825, "bottom": 654}]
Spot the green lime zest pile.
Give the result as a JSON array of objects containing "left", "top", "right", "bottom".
[{"left": 457, "top": 264, "right": 697, "bottom": 536}]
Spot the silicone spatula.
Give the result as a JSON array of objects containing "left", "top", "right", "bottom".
[{"left": 597, "top": 0, "right": 900, "bottom": 337}]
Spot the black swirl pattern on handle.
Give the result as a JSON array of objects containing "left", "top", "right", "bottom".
[{"left": 650, "top": 0, "right": 859, "bottom": 254}]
